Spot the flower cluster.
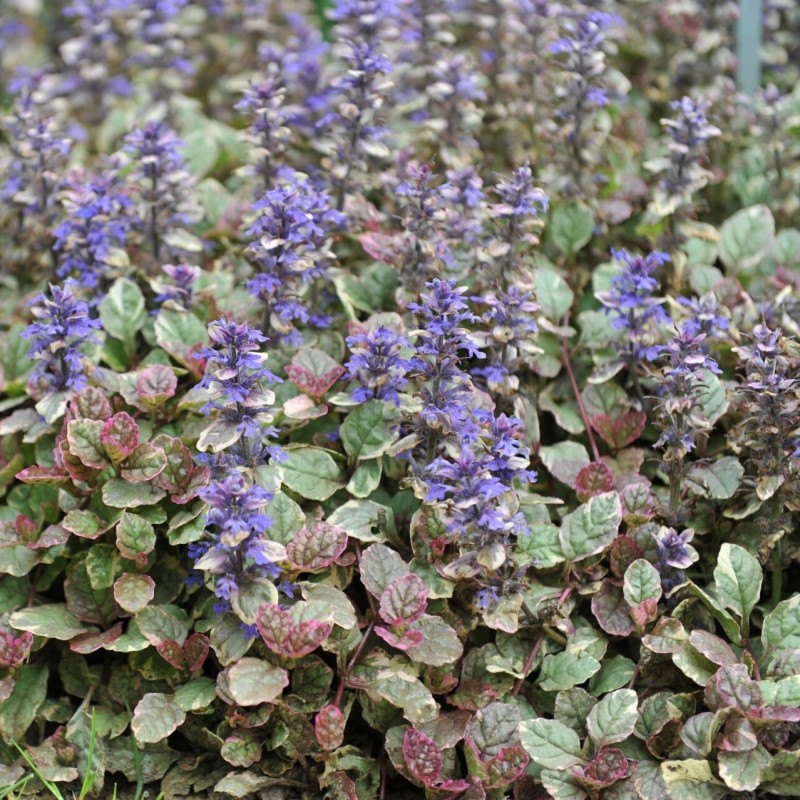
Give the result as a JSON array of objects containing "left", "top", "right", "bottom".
[
  {"left": 652, "top": 526, "right": 698, "bottom": 596},
  {"left": 53, "top": 170, "right": 136, "bottom": 290},
  {"left": 22, "top": 281, "right": 101, "bottom": 396},
  {"left": 152, "top": 262, "right": 201, "bottom": 309},
  {"left": 122, "top": 121, "right": 198, "bottom": 262},
  {"left": 246, "top": 174, "right": 344, "bottom": 339},
  {"left": 344, "top": 326, "right": 414, "bottom": 405},
  {"left": 596, "top": 249, "right": 671, "bottom": 366}
]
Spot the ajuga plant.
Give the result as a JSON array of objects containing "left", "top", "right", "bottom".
[{"left": 1, "top": 2, "right": 800, "bottom": 800}]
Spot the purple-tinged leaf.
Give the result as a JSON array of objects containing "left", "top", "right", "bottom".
[
  {"left": 69, "top": 622, "right": 124, "bottom": 654},
  {"left": 620, "top": 480, "right": 655, "bottom": 524},
  {"left": 591, "top": 580, "right": 635, "bottom": 637},
  {"left": 484, "top": 745, "right": 529, "bottom": 788},
  {"left": 120, "top": 443, "right": 167, "bottom": 483},
  {"left": 575, "top": 461, "right": 614, "bottom": 501},
  {"left": 322, "top": 771, "right": 358, "bottom": 800},
  {"left": 689, "top": 630, "right": 739, "bottom": 667},
  {"left": 58, "top": 439, "right": 95, "bottom": 482},
  {"left": 14, "top": 466, "right": 70, "bottom": 486},
  {"left": 572, "top": 747, "right": 630, "bottom": 789},
  {"left": 714, "top": 664, "right": 763, "bottom": 714},
  {"left": 590, "top": 411, "right": 647, "bottom": 450},
  {"left": 135, "top": 365, "right": 177, "bottom": 409},
  {"left": 70, "top": 386, "right": 112, "bottom": 421},
  {"left": 157, "top": 633, "right": 210, "bottom": 672},
  {"left": 101, "top": 412, "right": 140, "bottom": 463},
  {"left": 315, "top": 704, "right": 346, "bottom": 750},
  {"left": 256, "top": 602, "right": 334, "bottom": 659},
  {"left": 131, "top": 693, "right": 186, "bottom": 745},
  {"left": 67, "top": 419, "right": 108, "bottom": 468},
  {"left": 374, "top": 625, "right": 425, "bottom": 650},
  {"left": 0, "top": 630, "right": 33, "bottom": 669},
  {"left": 610, "top": 536, "right": 643, "bottom": 578},
  {"left": 403, "top": 728, "right": 443, "bottom": 786},
  {"left": 379, "top": 573, "right": 428, "bottom": 626},
  {"left": 151, "top": 435, "right": 194, "bottom": 493},
  {"left": 286, "top": 522, "right": 348, "bottom": 571}
]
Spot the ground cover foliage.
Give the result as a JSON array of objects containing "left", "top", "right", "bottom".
[{"left": 0, "top": 1, "right": 799, "bottom": 798}]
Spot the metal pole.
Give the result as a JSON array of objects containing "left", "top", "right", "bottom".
[{"left": 737, "top": 0, "right": 763, "bottom": 95}]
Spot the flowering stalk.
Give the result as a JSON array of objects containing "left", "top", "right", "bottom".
[
  {"left": 245, "top": 174, "right": 344, "bottom": 341},
  {"left": 22, "top": 281, "right": 101, "bottom": 398},
  {"left": 344, "top": 326, "right": 414, "bottom": 406}
]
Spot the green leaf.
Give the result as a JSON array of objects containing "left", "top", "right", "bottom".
[
  {"left": 405, "top": 614, "right": 463, "bottom": 666},
  {"left": 370, "top": 671, "right": 438, "bottom": 724},
  {"left": 346, "top": 458, "right": 382, "bottom": 497},
  {"left": 540, "top": 768, "right": 588, "bottom": 800},
  {"left": 213, "top": 771, "right": 271, "bottom": 798},
  {"left": 660, "top": 760, "right": 726, "bottom": 800},
  {"left": 519, "top": 718, "right": 584, "bottom": 769},
  {"left": 761, "top": 750, "right": 800, "bottom": 796},
  {"left": 586, "top": 688, "right": 638, "bottom": 747},
  {"left": 687, "top": 457, "right": 743, "bottom": 500},
  {"left": 550, "top": 201, "right": 594, "bottom": 255},
  {"left": 281, "top": 447, "right": 342, "bottom": 501},
  {"left": 588, "top": 655, "right": 637, "bottom": 696},
  {"left": 718, "top": 747, "right": 770, "bottom": 792},
  {"left": 226, "top": 657, "right": 289, "bottom": 706},
  {"left": 113, "top": 573, "right": 155, "bottom": 613},
  {"left": 623, "top": 559, "right": 661, "bottom": 606},
  {"left": 131, "top": 693, "right": 186, "bottom": 745},
  {"left": 10, "top": 604, "right": 88, "bottom": 639},
  {"left": 327, "top": 499, "right": 394, "bottom": 542},
  {"left": 0, "top": 664, "right": 48, "bottom": 741},
  {"left": 466, "top": 702, "right": 521, "bottom": 759},
  {"left": 516, "top": 522, "right": 565, "bottom": 569},
  {"left": 63, "top": 509, "right": 107, "bottom": 539},
  {"left": 174, "top": 677, "right": 217, "bottom": 712},
  {"left": 153, "top": 309, "right": 209, "bottom": 371},
  {"left": 539, "top": 442, "right": 590, "bottom": 488},
  {"left": 340, "top": 400, "right": 397, "bottom": 460},
  {"left": 535, "top": 267, "right": 575, "bottom": 320},
  {"left": 713, "top": 543, "right": 762, "bottom": 631},
  {"left": 559, "top": 492, "right": 622, "bottom": 562},
  {"left": 762, "top": 594, "right": 800, "bottom": 654},
  {"left": 359, "top": 543, "right": 409, "bottom": 598},
  {"left": 102, "top": 479, "right": 166, "bottom": 509},
  {"left": 136, "top": 605, "right": 190, "bottom": 647},
  {"left": 116, "top": 513, "right": 156, "bottom": 560},
  {"left": 719, "top": 204, "right": 775, "bottom": 275},
  {"left": 99, "top": 278, "right": 146, "bottom": 348},
  {"left": 266, "top": 491, "right": 305, "bottom": 545},
  {"left": 539, "top": 651, "right": 601, "bottom": 692},
  {"left": 684, "top": 582, "right": 742, "bottom": 645},
  {"left": 86, "top": 544, "right": 120, "bottom": 589}
]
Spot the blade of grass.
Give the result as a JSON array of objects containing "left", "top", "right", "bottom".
[
  {"left": 11, "top": 743, "right": 65, "bottom": 800},
  {"left": 77, "top": 709, "right": 97, "bottom": 800}
]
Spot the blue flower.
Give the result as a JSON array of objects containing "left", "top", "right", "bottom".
[{"left": 345, "top": 327, "right": 414, "bottom": 405}]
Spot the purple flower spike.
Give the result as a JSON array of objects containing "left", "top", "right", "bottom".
[{"left": 345, "top": 327, "right": 414, "bottom": 405}]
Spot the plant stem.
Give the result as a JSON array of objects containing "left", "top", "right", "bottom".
[{"left": 561, "top": 319, "right": 600, "bottom": 462}]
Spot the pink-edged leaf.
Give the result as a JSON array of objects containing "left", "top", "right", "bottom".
[
  {"left": 15, "top": 466, "right": 70, "bottom": 486},
  {"left": 629, "top": 598, "right": 659, "bottom": 630},
  {"left": 135, "top": 365, "right": 177, "bottom": 410},
  {"left": 67, "top": 419, "right": 108, "bottom": 468},
  {"left": 120, "top": 443, "right": 167, "bottom": 483},
  {"left": 689, "top": 630, "right": 739, "bottom": 667},
  {"left": 58, "top": 440, "right": 95, "bottom": 482},
  {"left": 14, "top": 514, "right": 37, "bottom": 539},
  {"left": 283, "top": 395, "right": 328, "bottom": 420},
  {"left": 285, "top": 364, "right": 345, "bottom": 402},
  {"left": 70, "top": 386, "right": 112, "bottom": 421},
  {"left": 114, "top": 573, "right": 156, "bottom": 613},
  {"left": 403, "top": 728, "right": 443, "bottom": 787},
  {"left": 590, "top": 411, "right": 647, "bottom": 450},
  {"left": 609, "top": 536, "right": 644, "bottom": 578},
  {"left": 62, "top": 510, "right": 108, "bottom": 540},
  {"left": 379, "top": 573, "right": 428, "bottom": 626},
  {"left": 573, "top": 747, "right": 630, "bottom": 789},
  {"left": 28, "top": 524, "right": 69, "bottom": 549},
  {"left": 575, "top": 461, "right": 615, "bottom": 501},
  {"left": 151, "top": 435, "right": 194, "bottom": 493},
  {"left": 374, "top": 624, "right": 425, "bottom": 651},
  {"left": 101, "top": 412, "right": 140, "bottom": 464},
  {"left": 756, "top": 705, "right": 800, "bottom": 722},
  {"left": 715, "top": 664, "right": 762, "bottom": 713},
  {"left": 284, "top": 348, "right": 345, "bottom": 401},
  {"left": 69, "top": 622, "right": 124, "bottom": 654},
  {"left": 156, "top": 633, "right": 210, "bottom": 672},
  {"left": 286, "top": 522, "right": 348, "bottom": 571},
  {"left": 255, "top": 602, "right": 333, "bottom": 659},
  {"left": 485, "top": 746, "right": 529, "bottom": 788},
  {"left": 315, "top": 704, "right": 346, "bottom": 750}
]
